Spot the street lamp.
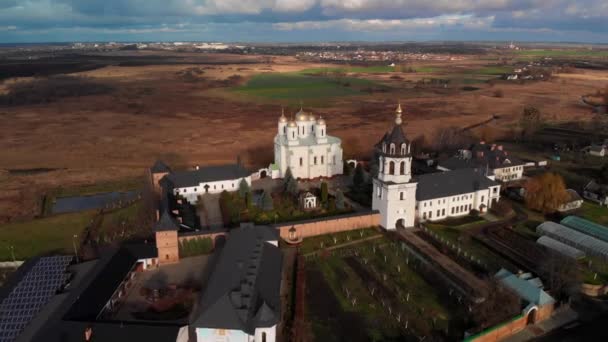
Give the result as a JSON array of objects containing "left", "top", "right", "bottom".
[{"left": 72, "top": 235, "right": 80, "bottom": 263}]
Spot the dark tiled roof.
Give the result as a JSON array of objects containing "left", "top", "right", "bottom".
[
  {"left": 166, "top": 164, "right": 250, "bottom": 188},
  {"left": 566, "top": 189, "right": 582, "bottom": 202},
  {"left": 376, "top": 124, "right": 410, "bottom": 154},
  {"left": 416, "top": 168, "right": 499, "bottom": 201},
  {"left": 191, "top": 225, "right": 282, "bottom": 334},
  {"left": 64, "top": 244, "right": 157, "bottom": 321},
  {"left": 439, "top": 143, "right": 525, "bottom": 172},
  {"left": 150, "top": 160, "right": 171, "bottom": 174},
  {"left": 383, "top": 125, "right": 409, "bottom": 146},
  {"left": 31, "top": 320, "right": 181, "bottom": 342},
  {"left": 154, "top": 212, "right": 180, "bottom": 232}
]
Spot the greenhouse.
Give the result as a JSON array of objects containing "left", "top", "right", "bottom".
[
  {"left": 560, "top": 216, "right": 608, "bottom": 243},
  {"left": 536, "top": 235, "right": 586, "bottom": 259},
  {"left": 536, "top": 221, "right": 608, "bottom": 259}
]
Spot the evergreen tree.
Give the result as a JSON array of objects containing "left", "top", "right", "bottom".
[
  {"left": 262, "top": 190, "right": 274, "bottom": 211},
  {"left": 321, "top": 182, "right": 329, "bottom": 206},
  {"left": 336, "top": 190, "right": 345, "bottom": 210},
  {"left": 353, "top": 164, "right": 366, "bottom": 191},
  {"left": 238, "top": 178, "right": 250, "bottom": 198},
  {"left": 245, "top": 191, "right": 253, "bottom": 210},
  {"left": 283, "top": 167, "right": 294, "bottom": 191},
  {"left": 287, "top": 177, "right": 299, "bottom": 196}
]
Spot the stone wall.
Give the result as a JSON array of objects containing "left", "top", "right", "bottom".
[
  {"left": 464, "top": 314, "right": 526, "bottom": 342},
  {"left": 465, "top": 303, "right": 554, "bottom": 342},
  {"left": 275, "top": 211, "right": 380, "bottom": 242},
  {"left": 178, "top": 230, "right": 228, "bottom": 247}
]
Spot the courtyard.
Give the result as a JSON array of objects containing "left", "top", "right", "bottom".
[
  {"left": 112, "top": 255, "right": 212, "bottom": 322},
  {"left": 303, "top": 233, "right": 468, "bottom": 341}
]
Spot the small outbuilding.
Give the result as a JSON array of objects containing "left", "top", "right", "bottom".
[
  {"left": 299, "top": 192, "right": 317, "bottom": 210},
  {"left": 557, "top": 189, "right": 583, "bottom": 212}
]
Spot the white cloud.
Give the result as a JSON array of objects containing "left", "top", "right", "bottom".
[{"left": 273, "top": 15, "right": 494, "bottom": 32}]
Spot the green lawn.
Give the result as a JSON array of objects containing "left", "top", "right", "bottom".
[
  {"left": 414, "top": 66, "right": 442, "bottom": 73},
  {"left": 232, "top": 73, "right": 386, "bottom": 102},
  {"left": 472, "top": 66, "right": 513, "bottom": 75},
  {"left": 299, "top": 228, "right": 380, "bottom": 255},
  {"left": 0, "top": 211, "right": 96, "bottom": 261},
  {"left": 578, "top": 202, "right": 608, "bottom": 226}
]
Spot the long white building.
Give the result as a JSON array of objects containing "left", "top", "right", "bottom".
[
  {"left": 273, "top": 108, "right": 343, "bottom": 179},
  {"left": 165, "top": 164, "right": 252, "bottom": 204},
  {"left": 373, "top": 104, "right": 501, "bottom": 229}
]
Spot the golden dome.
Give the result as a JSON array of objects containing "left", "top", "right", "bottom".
[
  {"left": 279, "top": 108, "right": 287, "bottom": 122},
  {"left": 296, "top": 110, "right": 308, "bottom": 121},
  {"left": 288, "top": 121, "right": 297, "bottom": 127},
  {"left": 317, "top": 115, "right": 326, "bottom": 125},
  {"left": 396, "top": 102, "right": 402, "bottom": 114},
  {"left": 308, "top": 114, "right": 316, "bottom": 121}
]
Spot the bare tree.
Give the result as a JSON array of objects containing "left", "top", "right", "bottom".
[
  {"left": 472, "top": 280, "right": 521, "bottom": 330},
  {"left": 540, "top": 252, "right": 582, "bottom": 301}
]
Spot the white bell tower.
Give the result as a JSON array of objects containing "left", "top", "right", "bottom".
[{"left": 372, "top": 103, "right": 418, "bottom": 230}]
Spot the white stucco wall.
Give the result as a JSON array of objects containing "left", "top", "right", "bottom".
[
  {"left": 372, "top": 179, "right": 417, "bottom": 229},
  {"left": 493, "top": 165, "right": 524, "bottom": 182},
  {"left": 416, "top": 185, "right": 500, "bottom": 222},
  {"left": 195, "top": 325, "right": 276, "bottom": 342},
  {"left": 275, "top": 139, "right": 343, "bottom": 179},
  {"left": 173, "top": 176, "right": 252, "bottom": 204}
]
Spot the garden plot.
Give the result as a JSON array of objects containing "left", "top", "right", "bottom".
[{"left": 305, "top": 237, "right": 467, "bottom": 341}]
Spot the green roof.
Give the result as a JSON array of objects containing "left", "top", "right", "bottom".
[
  {"left": 561, "top": 216, "right": 608, "bottom": 243},
  {"left": 495, "top": 268, "right": 555, "bottom": 306}
]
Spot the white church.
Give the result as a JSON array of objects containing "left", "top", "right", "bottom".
[
  {"left": 372, "top": 104, "right": 501, "bottom": 230},
  {"left": 272, "top": 108, "right": 343, "bottom": 179}
]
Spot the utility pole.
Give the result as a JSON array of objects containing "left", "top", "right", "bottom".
[{"left": 72, "top": 235, "right": 80, "bottom": 263}]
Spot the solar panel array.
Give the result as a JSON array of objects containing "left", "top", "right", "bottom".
[
  {"left": 0, "top": 255, "right": 72, "bottom": 342},
  {"left": 560, "top": 216, "right": 608, "bottom": 243}
]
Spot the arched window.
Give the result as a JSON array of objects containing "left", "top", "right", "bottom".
[
  {"left": 284, "top": 126, "right": 286, "bottom": 134},
  {"left": 389, "top": 161, "right": 395, "bottom": 175},
  {"left": 401, "top": 143, "right": 407, "bottom": 155},
  {"left": 292, "top": 131, "right": 295, "bottom": 139},
  {"left": 389, "top": 143, "right": 396, "bottom": 155},
  {"left": 262, "top": 332, "right": 267, "bottom": 342},
  {"left": 400, "top": 161, "right": 405, "bottom": 175},
  {"left": 299, "top": 157, "right": 303, "bottom": 166},
  {"left": 382, "top": 143, "right": 386, "bottom": 153},
  {"left": 379, "top": 159, "right": 383, "bottom": 173},
  {"left": 322, "top": 129, "right": 324, "bottom": 136}
]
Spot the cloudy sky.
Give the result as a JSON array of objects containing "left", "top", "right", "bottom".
[{"left": 1, "top": 0, "right": 607, "bottom": 43}]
